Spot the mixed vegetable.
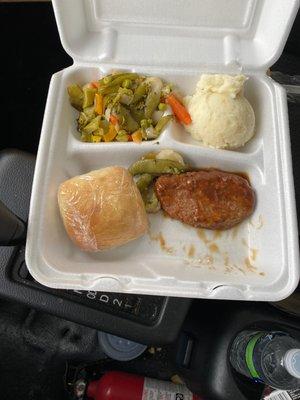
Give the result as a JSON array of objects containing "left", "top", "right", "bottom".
[
  {"left": 67, "top": 72, "right": 191, "bottom": 143},
  {"left": 129, "top": 150, "right": 190, "bottom": 212}
]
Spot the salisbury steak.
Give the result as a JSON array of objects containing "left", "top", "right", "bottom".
[{"left": 154, "top": 170, "right": 255, "bottom": 230}]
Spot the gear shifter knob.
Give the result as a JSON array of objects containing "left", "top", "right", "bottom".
[{"left": 0, "top": 199, "right": 26, "bottom": 245}]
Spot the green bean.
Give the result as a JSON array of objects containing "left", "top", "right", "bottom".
[
  {"left": 82, "top": 116, "right": 100, "bottom": 134},
  {"left": 98, "top": 75, "right": 114, "bottom": 86},
  {"left": 103, "top": 76, "right": 113, "bottom": 84},
  {"left": 154, "top": 115, "right": 173, "bottom": 135},
  {"left": 117, "top": 105, "right": 139, "bottom": 133},
  {"left": 140, "top": 152, "right": 157, "bottom": 160},
  {"left": 132, "top": 82, "right": 148, "bottom": 104},
  {"left": 105, "top": 93, "right": 121, "bottom": 108},
  {"left": 144, "top": 91, "right": 161, "bottom": 119},
  {"left": 98, "top": 85, "right": 120, "bottom": 96},
  {"left": 120, "top": 88, "right": 133, "bottom": 96},
  {"left": 82, "top": 87, "right": 96, "bottom": 108},
  {"left": 68, "top": 84, "right": 83, "bottom": 98},
  {"left": 122, "top": 79, "right": 132, "bottom": 89},
  {"left": 117, "top": 129, "right": 127, "bottom": 136},
  {"left": 100, "top": 73, "right": 138, "bottom": 90},
  {"left": 140, "top": 119, "right": 149, "bottom": 129},
  {"left": 77, "top": 112, "right": 88, "bottom": 129},
  {"left": 110, "top": 73, "right": 139, "bottom": 87},
  {"left": 81, "top": 132, "right": 92, "bottom": 142},
  {"left": 77, "top": 106, "right": 97, "bottom": 130},
  {"left": 103, "top": 93, "right": 117, "bottom": 109},
  {"left": 67, "top": 84, "right": 83, "bottom": 110},
  {"left": 116, "top": 130, "right": 130, "bottom": 142},
  {"left": 98, "top": 72, "right": 127, "bottom": 86},
  {"left": 92, "top": 128, "right": 104, "bottom": 137},
  {"left": 110, "top": 92, "right": 122, "bottom": 108},
  {"left": 135, "top": 174, "right": 160, "bottom": 213},
  {"left": 99, "top": 118, "right": 109, "bottom": 134},
  {"left": 116, "top": 135, "right": 129, "bottom": 142},
  {"left": 158, "top": 103, "right": 167, "bottom": 111},
  {"left": 141, "top": 119, "right": 153, "bottom": 127},
  {"left": 109, "top": 88, "right": 132, "bottom": 108},
  {"left": 77, "top": 106, "right": 96, "bottom": 130},
  {"left": 83, "top": 106, "right": 96, "bottom": 119},
  {"left": 129, "top": 159, "right": 189, "bottom": 176},
  {"left": 136, "top": 173, "right": 153, "bottom": 192},
  {"left": 124, "top": 114, "right": 139, "bottom": 133},
  {"left": 130, "top": 107, "right": 145, "bottom": 123},
  {"left": 119, "top": 88, "right": 134, "bottom": 105},
  {"left": 145, "top": 191, "right": 161, "bottom": 213}
]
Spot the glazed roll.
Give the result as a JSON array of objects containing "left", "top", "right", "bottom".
[{"left": 58, "top": 166, "right": 148, "bottom": 251}]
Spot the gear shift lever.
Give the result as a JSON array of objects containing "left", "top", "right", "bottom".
[{"left": 0, "top": 199, "right": 26, "bottom": 245}]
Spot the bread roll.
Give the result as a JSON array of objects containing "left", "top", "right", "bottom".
[{"left": 58, "top": 166, "right": 148, "bottom": 251}]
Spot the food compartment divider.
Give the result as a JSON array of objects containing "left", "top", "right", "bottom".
[{"left": 26, "top": 0, "right": 300, "bottom": 300}]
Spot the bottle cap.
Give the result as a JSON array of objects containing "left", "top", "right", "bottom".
[
  {"left": 98, "top": 331, "right": 147, "bottom": 361},
  {"left": 283, "top": 349, "right": 300, "bottom": 379}
]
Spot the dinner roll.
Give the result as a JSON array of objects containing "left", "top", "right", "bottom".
[{"left": 58, "top": 166, "right": 148, "bottom": 251}]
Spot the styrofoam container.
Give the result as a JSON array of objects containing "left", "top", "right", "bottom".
[{"left": 26, "top": 0, "right": 300, "bottom": 301}]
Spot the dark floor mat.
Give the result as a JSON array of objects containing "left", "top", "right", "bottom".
[
  {"left": 0, "top": 301, "right": 100, "bottom": 400},
  {"left": 0, "top": 300, "right": 175, "bottom": 400}
]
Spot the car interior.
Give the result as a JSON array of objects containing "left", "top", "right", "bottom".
[{"left": 1, "top": 2, "right": 300, "bottom": 400}]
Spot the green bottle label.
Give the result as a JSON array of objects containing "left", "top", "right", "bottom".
[{"left": 245, "top": 333, "right": 264, "bottom": 379}]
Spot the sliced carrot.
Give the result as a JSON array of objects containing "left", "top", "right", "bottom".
[
  {"left": 94, "top": 93, "right": 103, "bottom": 115},
  {"left": 109, "top": 115, "right": 119, "bottom": 125},
  {"left": 165, "top": 94, "right": 192, "bottom": 125},
  {"left": 131, "top": 130, "right": 143, "bottom": 143},
  {"left": 91, "top": 81, "right": 100, "bottom": 89},
  {"left": 103, "top": 124, "right": 117, "bottom": 142}
]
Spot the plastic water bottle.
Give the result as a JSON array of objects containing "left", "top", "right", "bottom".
[{"left": 229, "top": 330, "right": 300, "bottom": 390}]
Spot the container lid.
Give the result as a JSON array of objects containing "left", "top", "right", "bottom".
[
  {"left": 98, "top": 332, "right": 147, "bottom": 361},
  {"left": 284, "top": 349, "right": 300, "bottom": 379},
  {"left": 52, "top": 0, "right": 299, "bottom": 70}
]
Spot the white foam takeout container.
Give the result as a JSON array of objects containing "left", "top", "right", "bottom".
[{"left": 26, "top": 0, "right": 300, "bottom": 300}]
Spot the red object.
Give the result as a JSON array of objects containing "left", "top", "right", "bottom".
[
  {"left": 86, "top": 371, "right": 202, "bottom": 400},
  {"left": 91, "top": 81, "right": 100, "bottom": 89},
  {"left": 109, "top": 115, "right": 119, "bottom": 125},
  {"left": 165, "top": 94, "right": 192, "bottom": 125}
]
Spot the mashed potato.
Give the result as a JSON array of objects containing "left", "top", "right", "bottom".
[{"left": 184, "top": 74, "right": 255, "bottom": 149}]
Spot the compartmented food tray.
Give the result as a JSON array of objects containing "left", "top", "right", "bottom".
[{"left": 26, "top": 0, "right": 300, "bottom": 300}]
